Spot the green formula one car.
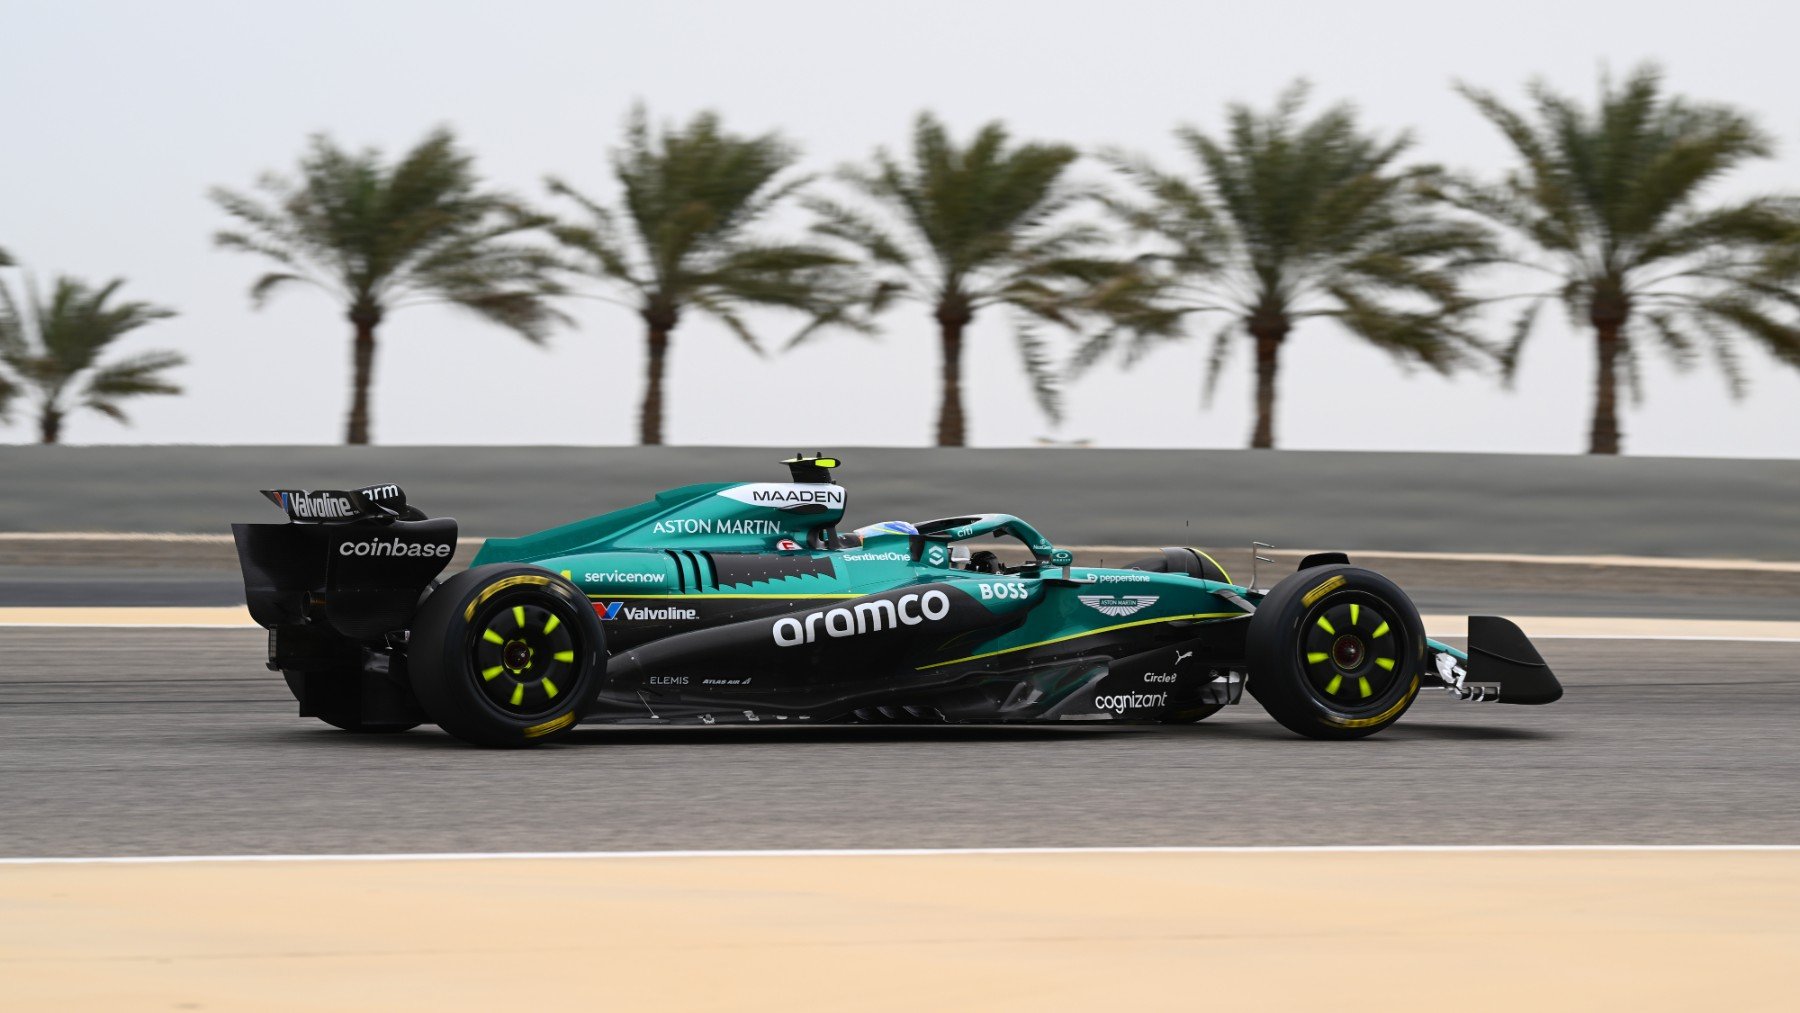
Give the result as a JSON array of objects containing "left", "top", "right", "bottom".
[{"left": 233, "top": 455, "right": 1561, "bottom": 747}]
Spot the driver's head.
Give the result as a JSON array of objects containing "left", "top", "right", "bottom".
[{"left": 853, "top": 521, "right": 919, "bottom": 539}]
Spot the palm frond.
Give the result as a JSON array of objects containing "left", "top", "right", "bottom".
[
  {"left": 1641, "top": 311, "right": 1698, "bottom": 372},
  {"left": 1620, "top": 334, "right": 1646, "bottom": 407},
  {"left": 1497, "top": 301, "right": 1543, "bottom": 384},
  {"left": 0, "top": 274, "right": 26, "bottom": 362},
  {"left": 0, "top": 372, "right": 17, "bottom": 425},
  {"left": 546, "top": 106, "right": 864, "bottom": 354},
  {"left": 1013, "top": 325, "right": 1063, "bottom": 423},
  {"left": 687, "top": 292, "right": 767, "bottom": 357},
  {"left": 1325, "top": 285, "right": 1479, "bottom": 375},
  {"left": 1698, "top": 295, "right": 1800, "bottom": 370},
  {"left": 1453, "top": 65, "right": 1800, "bottom": 417},
  {"left": 803, "top": 196, "right": 914, "bottom": 268},
  {"left": 1093, "top": 80, "right": 1492, "bottom": 430},
  {"left": 0, "top": 272, "right": 181, "bottom": 431},
  {"left": 83, "top": 349, "right": 186, "bottom": 397},
  {"left": 1690, "top": 313, "right": 1749, "bottom": 399},
  {"left": 1200, "top": 319, "right": 1239, "bottom": 406},
  {"left": 213, "top": 127, "right": 562, "bottom": 345},
  {"left": 248, "top": 272, "right": 319, "bottom": 307}
]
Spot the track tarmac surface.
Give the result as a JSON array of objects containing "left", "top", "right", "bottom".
[{"left": 2, "top": 629, "right": 1796, "bottom": 857}]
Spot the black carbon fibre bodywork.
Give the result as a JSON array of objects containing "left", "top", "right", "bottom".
[{"left": 592, "top": 585, "right": 1253, "bottom": 725}]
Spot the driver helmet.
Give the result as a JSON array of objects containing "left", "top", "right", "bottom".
[
  {"left": 853, "top": 520, "right": 919, "bottom": 539},
  {"left": 841, "top": 520, "right": 918, "bottom": 549}
]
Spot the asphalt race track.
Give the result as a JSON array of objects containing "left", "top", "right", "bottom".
[{"left": 2, "top": 628, "right": 1795, "bottom": 857}]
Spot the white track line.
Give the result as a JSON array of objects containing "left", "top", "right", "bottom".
[{"left": 3, "top": 844, "right": 1799, "bottom": 867}]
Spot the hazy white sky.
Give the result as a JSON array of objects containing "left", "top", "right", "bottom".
[{"left": 4, "top": 0, "right": 1799, "bottom": 455}]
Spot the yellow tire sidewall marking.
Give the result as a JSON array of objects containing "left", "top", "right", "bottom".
[
  {"left": 523, "top": 712, "right": 576, "bottom": 739},
  {"left": 1301, "top": 575, "right": 1347, "bottom": 608},
  {"left": 1324, "top": 675, "right": 1421, "bottom": 729},
  {"left": 463, "top": 573, "right": 555, "bottom": 622}
]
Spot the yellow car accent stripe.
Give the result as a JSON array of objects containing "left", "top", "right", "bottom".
[
  {"left": 1375, "top": 657, "right": 1396, "bottom": 671},
  {"left": 542, "top": 678, "right": 559, "bottom": 699},
  {"left": 1192, "top": 548, "right": 1232, "bottom": 585},
  {"left": 543, "top": 614, "right": 561, "bottom": 635},
  {"left": 1350, "top": 603, "right": 1360, "bottom": 626},
  {"left": 552, "top": 650, "right": 575, "bottom": 663},
  {"left": 1317, "top": 616, "right": 1336, "bottom": 635},
  {"left": 1306, "top": 652, "right": 1330, "bottom": 664},
  {"left": 915, "top": 613, "right": 1243, "bottom": 670},
  {"left": 1358, "top": 676, "right": 1373, "bottom": 698},
  {"left": 481, "top": 665, "right": 503, "bottom": 681},
  {"left": 1325, "top": 674, "right": 1343, "bottom": 694},
  {"left": 482, "top": 629, "right": 505, "bottom": 645},
  {"left": 1372, "top": 621, "right": 1390, "bottom": 638}
]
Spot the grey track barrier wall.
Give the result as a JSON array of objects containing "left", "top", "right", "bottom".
[{"left": 2, "top": 445, "right": 1797, "bottom": 560}]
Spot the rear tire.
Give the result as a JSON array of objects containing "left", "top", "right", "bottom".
[
  {"left": 1246, "top": 565, "right": 1424, "bottom": 740},
  {"left": 408, "top": 565, "right": 607, "bottom": 747}
]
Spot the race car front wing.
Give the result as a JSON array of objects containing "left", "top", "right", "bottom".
[{"left": 1427, "top": 616, "right": 1563, "bottom": 704}]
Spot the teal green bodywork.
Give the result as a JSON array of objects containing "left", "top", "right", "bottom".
[{"left": 469, "top": 475, "right": 1466, "bottom": 670}]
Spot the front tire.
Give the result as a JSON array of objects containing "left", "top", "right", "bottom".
[
  {"left": 408, "top": 565, "right": 607, "bottom": 747},
  {"left": 1246, "top": 565, "right": 1424, "bottom": 740}
]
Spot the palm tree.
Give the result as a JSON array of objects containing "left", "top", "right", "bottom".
[
  {"left": 1087, "top": 84, "right": 1495, "bottom": 449},
  {"left": 1446, "top": 66, "right": 1800, "bottom": 454},
  {"left": 210, "top": 127, "right": 564, "bottom": 445},
  {"left": 545, "top": 106, "right": 860, "bottom": 445},
  {"left": 807, "top": 113, "right": 1141, "bottom": 446},
  {"left": 0, "top": 274, "right": 182, "bottom": 443},
  {"left": 0, "top": 247, "right": 11, "bottom": 422}
]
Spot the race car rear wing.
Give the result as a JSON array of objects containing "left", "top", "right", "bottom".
[
  {"left": 232, "top": 483, "right": 456, "bottom": 642},
  {"left": 260, "top": 483, "right": 425, "bottom": 523}
]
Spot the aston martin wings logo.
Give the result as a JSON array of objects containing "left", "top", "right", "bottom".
[{"left": 1077, "top": 595, "right": 1159, "bottom": 617}]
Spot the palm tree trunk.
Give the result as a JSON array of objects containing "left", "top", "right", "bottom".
[
  {"left": 1589, "top": 298, "right": 1627, "bottom": 455},
  {"left": 1248, "top": 315, "right": 1289, "bottom": 449},
  {"left": 346, "top": 307, "right": 381, "bottom": 446},
  {"left": 38, "top": 406, "right": 62, "bottom": 445},
  {"left": 935, "top": 300, "right": 972, "bottom": 447},
  {"left": 640, "top": 311, "right": 675, "bottom": 446},
  {"left": 1589, "top": 323, "right": 1623, "bottom": 454}
]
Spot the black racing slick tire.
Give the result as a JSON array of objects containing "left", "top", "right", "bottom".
[
  {"left": 1246, "top": 565, "right": 1425, "bottom": 740},
  {"left": 408, "top": 565, "right": 607, "bottom": 747}
]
